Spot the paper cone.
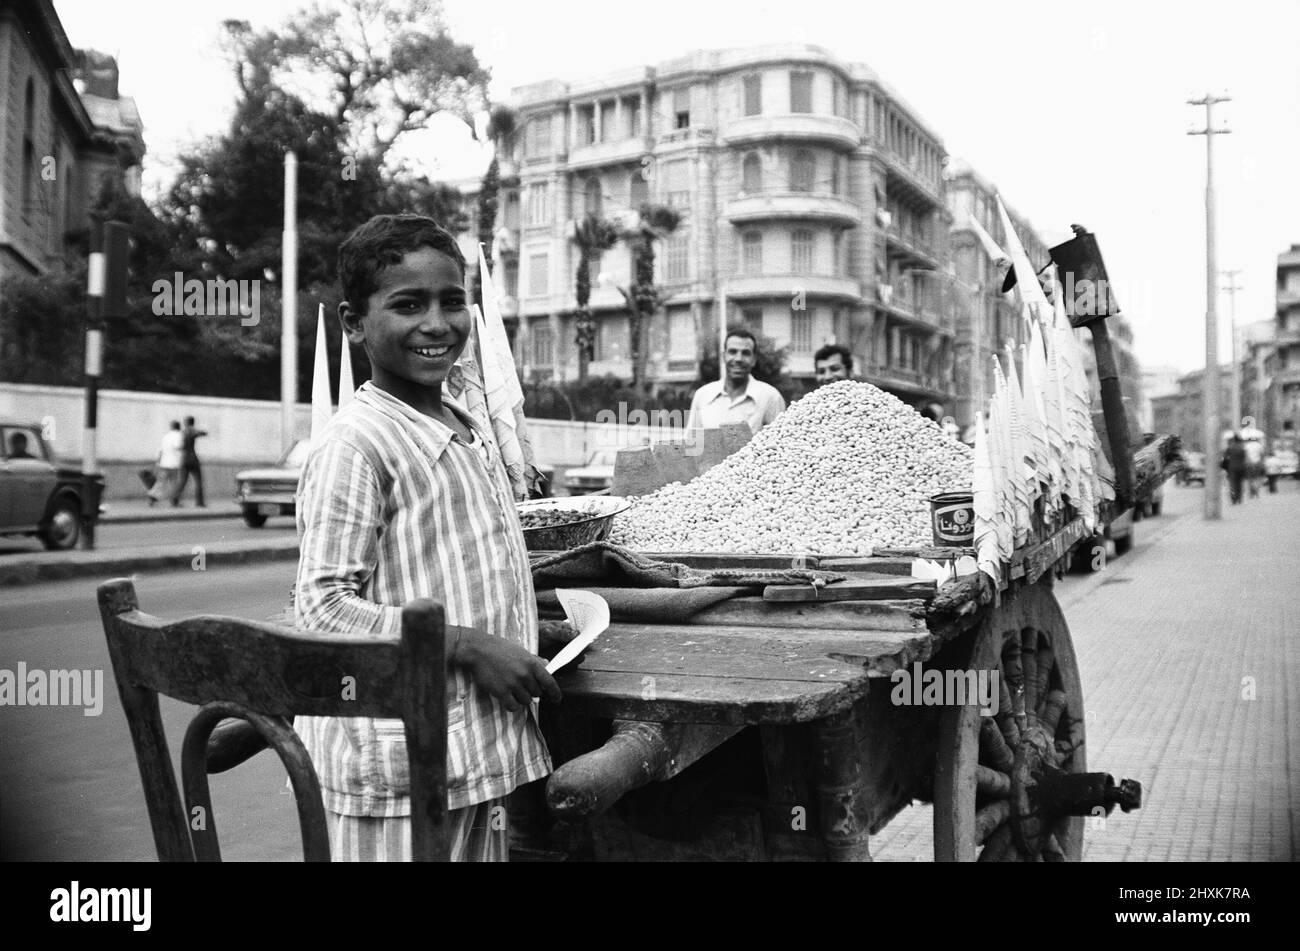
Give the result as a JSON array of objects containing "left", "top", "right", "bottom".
[
  {"left": 338, "top": 320, "right": 355, "bottom": 411},
  {"left": 310, "top": 305, "right": 332, "bottom": 445}
]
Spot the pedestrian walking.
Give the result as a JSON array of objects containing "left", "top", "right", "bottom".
[
  {"left": 174, "top": 415, "right": 208, "bottom": 507},
  {"left": 148, "top": 420, "right": 184, "bottom": 507},
  {"left": 1263, "top": 453, "right": 1282, "bottom": 494},
  {"left": 1221, "top": 433, "right": 1248, "bottom": 505}
]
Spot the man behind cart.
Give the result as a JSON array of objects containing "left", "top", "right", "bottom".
[{"left": 687, "top": 327, "right": 785, "bottom": 434}]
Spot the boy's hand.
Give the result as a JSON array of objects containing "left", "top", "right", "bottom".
[
  {"left": 538, "top": 620, "right": 589, "bottom": 669},
  {"left": 452, "top": 629, "right": 562, "bottom": 711}
]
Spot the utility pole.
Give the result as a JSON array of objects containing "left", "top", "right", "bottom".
[
  {"left": 1221, "top": 269, "right": 1243, "bottom": 431},
  {"left": 281, "top": 151, "right": 298, "bottom": 454},
  {"left": 1188, "top": 93, "right": 1230, "bottom": 520}
]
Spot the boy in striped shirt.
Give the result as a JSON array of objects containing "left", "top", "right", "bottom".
[{"left": 294, "top": 214, "right": 560, "bottom": 861}]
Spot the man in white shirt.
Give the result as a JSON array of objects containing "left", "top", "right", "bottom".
[{"left": 687, "top": 327, "right": 785, "bottom": 434}]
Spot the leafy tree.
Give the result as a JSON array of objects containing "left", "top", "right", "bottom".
[{"left": 222, "top": 0, "right": 490, "bottom": 169}]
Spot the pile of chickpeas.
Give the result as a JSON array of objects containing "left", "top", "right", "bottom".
[{"left": 610, "top": 381, "right": 974, "bottom": 555}]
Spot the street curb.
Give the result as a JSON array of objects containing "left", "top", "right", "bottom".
[
  {"left": 0, "top": 541, "right": 299, "bottom": 587},
  {"left": 98, "top": 507, "right": 246, "bottom": 525}
]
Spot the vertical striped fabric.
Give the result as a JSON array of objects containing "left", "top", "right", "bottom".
[
  {"left": 293, "top": 381, "right": 551, "bottom": 819},
  {"left": 327, "top": 799, "right": 508, "bottom": 862}
]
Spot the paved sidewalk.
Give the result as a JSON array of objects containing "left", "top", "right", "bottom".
[
  {"left": 97, "top": 499, "right": 245, "bottom": 523},
  {"left": 870, "top": 480, "right": 1300, "bottom": 861}
]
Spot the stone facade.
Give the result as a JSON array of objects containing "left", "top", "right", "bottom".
[{"left": 0, "top": 1, "right": 144, "bottom": 289}]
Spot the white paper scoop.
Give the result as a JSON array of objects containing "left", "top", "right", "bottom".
[{"left": 545, "top": 589, "right": 610, "bottom": 674}]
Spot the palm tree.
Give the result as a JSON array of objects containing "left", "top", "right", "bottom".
[
  {"left": 619, "top": 203, "right": 681, "bottom": 392},
  {"left": 474, "top": 105, "right": 517, "bottom": 310},
  {"left": 572, "top": 214, "right": 621, "bottom": 381}
]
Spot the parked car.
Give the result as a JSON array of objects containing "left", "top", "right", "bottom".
[
  {"left": 1178, "top": 450, "right": 1206, "bottom": 486},
  {"left": 236, "top": 440, "right": 309, "bottom": 527},
  {"left": 563, "top": 449, "right": 617, "bottom": 495},
  {"left": 236, "top": 439, "right": 555, "bottom": 526},
  {"left": 1272, "top": 448, "right": 1299, "bottom": 479},
  {"left": 0, "top": 421, "right": 103, "bottom": 550}
]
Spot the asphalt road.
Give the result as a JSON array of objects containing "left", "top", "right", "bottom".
[
  {"left": 0, "top": 517, "right": 297, "bottom": 557},
  {"left": 1, "top": 561, "right": 301, "bottom": 861},
  {"left": 0, "top": 511, "right": 1152, "bottom": 862}
]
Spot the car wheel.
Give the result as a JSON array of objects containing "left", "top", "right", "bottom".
[
  {"left": 1113, "top": 530, "right": 1134, "bottom": 557},
  {"left": 1150, "top": 500, "right": 1162, "bottom": 516},
  {"left": 41, "top": 496, "right": 82, "bottom": 550},
  {"left": 242, "top": 505, "right": 268, "bottom": 528}
]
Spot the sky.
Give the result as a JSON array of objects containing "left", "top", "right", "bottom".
[{"left": 53, "top": 0, "right": 1300, "bottom": 375}]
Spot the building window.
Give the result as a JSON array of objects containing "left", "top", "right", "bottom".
[
  {"left": 532, "top": 321, "right": 554, "bottom": 365},
  {"left": 742, "top": 307, "right": 764, "bottom": 336},
  {"left": 665, "top": 231, "right": 690, "bottom": 282},
  {"left": 790, "top": 71, "right": 813, "bottom": 113},
  {"left": 792, "top": 311, "right": 813, "bottom": 354},
  {"left": 503, "top": 191, "right": 520, "bottom": 229},
  {"left": 792, "top": 229, "right": 814, "bottom": 273},
  {"left": 503, "top": 260, "right": 519, "bottom": 298},
  {"left": 743, "top": 74, "right": 762, "bottom": 116},
  {"left": 668, "top": 306, "right": 695, "bottom": 360},
  {"left": 584, "top": 177, "right": 603, "bottom": 217},
  {"left": 597, "top": 315, "right": 629, "bottom": 361},
  {"left": 673, "top": 88, "right": 690, "bottom": 129},
  {"left": 526, "top": 183, "right": 551, "bottom": 226},
  {"left": 627, "top": 97, "right": 641, "bottom": 136},
  {"left": 526, "top": 115, "right": 552, "bottom": 156},
  {"left": 22, "top": 79, "right": 36, "bottom": 216},
  {"left": 832, "top": 231, "right": 842, "bottom": 275},
  {"left": 663, "top": 160, "right": 690, "bottom": 209},
  {"left": 742, "top": 153, "right": 762, "bottom": 193},
  {"left": 742, "top": 231, "right": 763, "bottom": 274},
  {"left": 833, "top": 78, "right": 848, "bottom": 119},
  {"left": 630, "top": 171, "right": 648, "bottom": 210},
  {"left": 831, "top": 155, "right": 841, "bottom": 195},
  {"left": 834, "top": 307, "right": 849, "bottom": 345},
  {"left": 579, "top": 105, "right": 596, "bottom": 145},
  {"left": 528, "top": 252, "right": 549, "bottom": 296},
  {"left": 790, "top": 150, "right": 815, "bottom": 192}
]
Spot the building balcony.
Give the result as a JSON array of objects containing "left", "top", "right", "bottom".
[
  {"left": 884, "top": 161, "right": 943, "bottom": 210},
  {"left": 1275, "top": 367, "right": 1300, "bottom": 388},
  {"left": 567, "top": 136, "right": 654, "bottom": 170},
  {"left": 884, "top": 228, "right": 940, "bottom": 271},
  {"left": 723, "top": 191, "right": 860, "bottom": 226},
  {"left": 1276, "top": 289, "right": 1300, "bottom": 310},
  {"left": 655, "top": 127, "right": 717, "bottom": 151},
  {"left": 725, "top": 273, "right": 861, "bottom": 301},
  {"left": 497, "top": 295, "right": 519, "bottom": 320},
  {"left": 878, "top": 297, "right": 946, "bottom": 331},
  {"left": 722, "top": 114, "right": 860, "bottom": 150}
]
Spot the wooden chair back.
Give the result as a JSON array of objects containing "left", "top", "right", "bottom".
[{"left": 96, "top": 578, "right": 449, "bottom": 861}]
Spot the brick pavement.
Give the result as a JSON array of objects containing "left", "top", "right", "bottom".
[{"left": 869, "top": 480, "right": 1300, "bottom": 861}]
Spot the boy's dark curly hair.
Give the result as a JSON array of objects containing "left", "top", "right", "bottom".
[{"left": 338, "top": 214, "right": 466, "bottom": 313}]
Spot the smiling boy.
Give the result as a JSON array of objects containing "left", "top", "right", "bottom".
[{"left": 293, "top": 214, "right": 558, "bottom": 861}]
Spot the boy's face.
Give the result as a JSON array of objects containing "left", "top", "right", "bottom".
[{"left": 341, "top": 247, "right": 469, "bottom": 399}]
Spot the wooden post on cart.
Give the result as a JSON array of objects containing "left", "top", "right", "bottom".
[{"left": 1050, "top": 225, "right": 1135, "bottom": 512}]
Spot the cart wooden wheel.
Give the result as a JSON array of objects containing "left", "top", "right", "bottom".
[{"left": 933, "top": 579, "right": 1087, "bottom": 862}]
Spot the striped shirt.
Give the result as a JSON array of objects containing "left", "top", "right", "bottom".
[{"left": 293, "top": 381, "right": 551, "bottom": 816}]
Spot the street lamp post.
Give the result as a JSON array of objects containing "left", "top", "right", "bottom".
[{"left": 1188, "top": 93, "right": 1231, "bottom": 520}]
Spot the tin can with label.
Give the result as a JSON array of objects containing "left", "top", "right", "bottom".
[{"left": 929, "top": 492, "right": 975, "bottom": 547}]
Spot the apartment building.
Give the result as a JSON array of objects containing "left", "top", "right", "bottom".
[
  {"left": 492, "top": 45, "right": 955, "bottom": 412},
  {"left": 1270, "top": 244, "right": 1300, "bottom": 439},
  {"left": 0, "top": 0, "right": 145, "bottom": 290}
]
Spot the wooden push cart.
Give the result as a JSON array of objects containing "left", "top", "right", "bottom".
[{"left": 515, "top": 515, "right": 1148, "bottom": 863}]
